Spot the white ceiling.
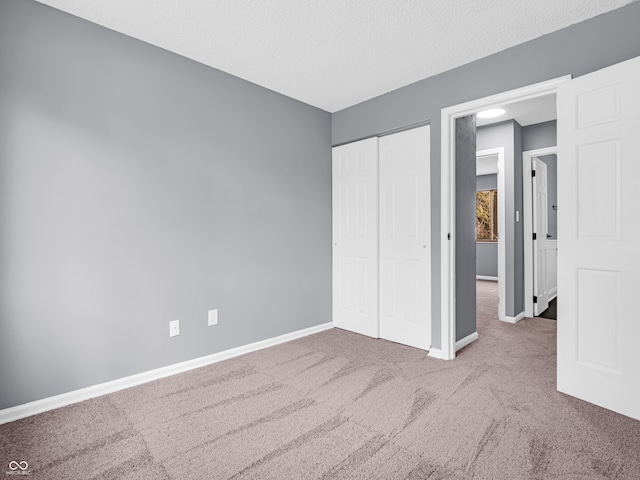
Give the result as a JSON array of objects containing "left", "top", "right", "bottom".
[
  {"left": 35, "top": 0, "right": 636, "bottom": 112},
  {"left": 476, "top": 94, "right": 557, "bottom": 128}
]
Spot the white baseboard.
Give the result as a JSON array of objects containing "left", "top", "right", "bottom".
[
  {"left": 476, "top": 275, "right": 498, "bottom": 282},
  {"left": 428, "top": 332, "right": 479, "bottom": 359},
  {"left": 455, "top": 332, "right": 479, "bottom": 351},
  {"left": 427, "top": 348, "right": 443, "bottom": 359},
  {"left": 0, "top": 322, "right": 334, "bottom": 425},
  {"left": 504, "top": 311, "right": 526, "bottom": 324},
  {"left": 549, "top": 287, "right": 558, "bottom": 301}
]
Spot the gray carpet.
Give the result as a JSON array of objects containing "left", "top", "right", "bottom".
[{"left": 2, "top": 280, "right": 640, "bottom": 479}]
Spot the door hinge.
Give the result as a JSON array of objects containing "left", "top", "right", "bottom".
[
  {"left": 532, "top": 170, "right": 536, "bottom": 177},
  {"left": 447, "top": 233, "right": 451, "bottom": 240},
  {"left": 533, "top": 296, "right": 538, "bottom": 303},
  {"left": 533, "top": 233, "right": 537, "bottom": 240}
]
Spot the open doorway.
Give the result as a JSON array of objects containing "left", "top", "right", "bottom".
[
  {"left": 523, "top": 146, "right": 558, "bottom": 320},
  {"left": 439, "top": 57, "right": 640, "bottom": 421},
  {"left": 475, "top": 147, "right": 505, "bottom": 323},
  {"left": 439, "top": 76, "right": 570, "bottom": 360},
  {"left": 472, "top": 102, "right": 559, "bottom": 336}
]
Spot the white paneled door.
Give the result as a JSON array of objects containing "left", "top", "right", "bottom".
[
  {"left": 332, "top": 138, "right": 379, "bottom": 338},
  {"left": 557, "top": 55, "right": 640, "bottom": 420},
  {"left": 533, "top": 158, "right": 550, "bottom": 315},
  {"left": 379, "top": 126, "right": 431, "bottom": 350},
  {"left": 332, "top": 126, "right": 431, "bottom": 350}
]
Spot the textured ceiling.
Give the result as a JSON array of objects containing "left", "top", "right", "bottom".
[{"left": 35, "top": 0, "right": 636, "bottom": 112}]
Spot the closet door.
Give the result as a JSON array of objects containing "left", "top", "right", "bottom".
[
  {"left": 379, "top": 126, "right": 431, "bottom": 350},
  {"left": 332, "top": 138, "right": 379, "bottom": 338}
]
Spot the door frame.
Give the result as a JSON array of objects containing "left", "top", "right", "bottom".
[
  {"left": 439, "top": 75, "right": 571, "bottom": 360},
  {"left": 476, "top": 147, "right": 506, "bottom": 322},
  {"left": 523, "top": 146, "right": 557, "bottom": 318}
]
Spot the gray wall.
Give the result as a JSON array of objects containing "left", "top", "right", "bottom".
[
  {"left": 0, "top": 0, "right": 331, "bottom": 409},
  {"left": 455, "top": 116, "right": 476, "bottom": 342},
  {"left": 332, "top": 3, "right": 640, "bottom": 346},
  {"left": 476, "top": 244, "right": 498, "bottom": 278},
  {"left": 522, "top": 121, "right": 558, "bottom": 239},
  {"left": 477, "top": 174, "right": 497, "bottom": 191},
  {"left": 476, "top": 121, "right": 521, "bottom": 317},
  {"left": 476, "top": 174, "right": 498, "bottom": 278},
  {"left": 522, "top": 120, "right": 557, "bottom": 151},
  {"left": 514, "top": 124, "right": 524, "bottom": 314}
]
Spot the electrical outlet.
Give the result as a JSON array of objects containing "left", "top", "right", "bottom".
[
  {"left": 169, "top": 319, "right": 180, "bottom": 337},
  {"left": 208, "top": 309, "right": 218, "bottom": 326}
]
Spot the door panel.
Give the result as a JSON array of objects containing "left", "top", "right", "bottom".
[
  {"left": 557, "top": 55, "right": 640, "bottom": 420},
  {"left": 332, "top": 138, "right": 379, "bottom": 338},
  {"left": 577, "top": 140, "right": 620, "bottom": 239},
  {"left": 379, "top": 126, "right": 431, "bottom": 350},
  {"left": 576, "top": 269, "right": 619, "bottom": 372},
  {"left": 533, "top": 159, "right": 549, "bottom": 315}
]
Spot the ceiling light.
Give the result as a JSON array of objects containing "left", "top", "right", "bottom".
[{"left": 477, "top": 108, "right": 506, "bottom": 119}]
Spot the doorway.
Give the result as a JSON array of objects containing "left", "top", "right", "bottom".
[
  {"left": 440, "top": 57, "right": 640, "bottom": 422},
  {"left": 439, "top": 76, "right": 570, "bottom": 360},
  {"left": 475, "top": 148, "right": 505, "bottom": 323},
  {"left": 523, "top": 146, "right": 558, "bottom": 319}
]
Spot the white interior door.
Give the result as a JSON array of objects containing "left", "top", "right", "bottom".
[
  {"left": 533, "top": 158, "right": 549, "bottom": 315},
  {"left": 557, "top": 55, "right": 640, "bottom": 420},
  {"left": 332, "top": 138, "right": 379, "bottom": 338},
  {"left": 379, "top": 126, "right": 431, "bottom": 350}
]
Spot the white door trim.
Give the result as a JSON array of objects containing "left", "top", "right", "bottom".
[
  {"left": 523, "top": 146, "right": 557, "bottom": 318},
  {"left": 440, "top": 75, "right": 571, "bottom": 360},
  {"left": 476, "top": 147, "right": 506, "bottom": 322}
]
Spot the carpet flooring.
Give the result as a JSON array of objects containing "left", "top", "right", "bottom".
[{"left": 2, "top": 280, "right": 639, "bottom": 479}]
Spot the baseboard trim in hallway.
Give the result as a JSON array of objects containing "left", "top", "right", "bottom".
[
  {"left": 476, "top": 275, "right": 498, "bottom": 281},
  {"left": 504, "top": 311, "right": 526, "bottom": 324},
  {"left": 455, "top": 331, "right": 479, "bottom": 351},
  {"left": 427, "top": 329, "right": 480, "bottom": 360},
  {"left": 427, "top": 347, "right": 443, "bottom": 359},
  {"left": 0, "top": 322, "right": 334, "bottom": 425}
]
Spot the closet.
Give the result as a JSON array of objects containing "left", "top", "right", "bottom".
[{"left": 332, "top": 125, "right": 431, "bottom": 350}]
